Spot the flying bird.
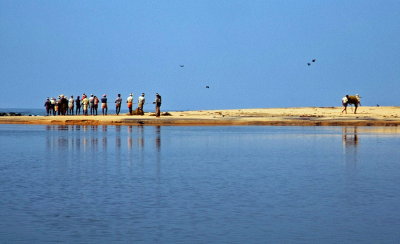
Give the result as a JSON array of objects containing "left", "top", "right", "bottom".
[
  {"left": 307, "top": 63, "right": 311, "bottom": 66},
  {"left": 312, "top": 59, "right": 316, "bottom": 62},
  {"left": 179, "top": 65, "right": 184, "bottom": 67},
  {"left": 205, "top": 86, "right": 210, "bottom": 88}
]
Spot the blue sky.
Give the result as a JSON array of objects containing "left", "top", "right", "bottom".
[{"left": 1, "top": 0, "right": 399, "bottom": 110}]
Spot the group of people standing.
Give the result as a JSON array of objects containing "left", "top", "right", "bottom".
[{"left": 44, "top": 93, "right": 162, "bottom": 117}]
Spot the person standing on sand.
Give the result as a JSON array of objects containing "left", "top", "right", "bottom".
[
  {"left": 89, "top": 94, "right": 95, "bottom": 115},
  {"left": 93, "top": 96, "right": 99, "bottom": 115},
  {"left": 50, "top": 97, "right": 56, "bottom": 115},
  {"left": 68, "top": 96, "right": 74, "bottom": 115},
  {"left": 127, "top": 93, "right": 133, "bottom": 115},
  {"left": 62, "top": 95, "right": 69, "bottom": 115},
  {"left": 153, "top": 93, "right": 162, "bottom": 117},
  {"left": 342, "top": 94, "right": 361, "bottom": 114},
  {"left": 115, "top": 94, "right": 122, "bottom": 115},
  {"left": 82, "top": 96, "right": 89, "bottom": 116},
  {"left": 75, "top": 96, "right": 81, "bottom": 115},
  {"left": 101, "top": 94, "right": 108, "bottom": 115},
  {"left": 44, "top": 98, "right": 51, "bottom": 116},
  {"left": 138, "top": 93, "right": 145, "bottom": 114},
  {"left": 55, "top": 96, "right": 61, "bottom": 115}
]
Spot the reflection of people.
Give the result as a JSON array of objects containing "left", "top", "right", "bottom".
[
  {"left": 115, "top": 126, "right": 121, "bottom": 148},
  {"left": 153, "top": 93, "right": 162, "bottom": 117},
  {"left": 127, "top": 126, "right": 133, "bottom": 148},
  {"left": 155, "top": 126, "right": 161, "bottom": 152},
  {"left": 342, "top": 127, "right": 358, "bottom": 147}
]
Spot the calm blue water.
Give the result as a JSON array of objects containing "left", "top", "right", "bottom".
[{"left": 0, "top": 125, "right": 399, "bottom": 243}]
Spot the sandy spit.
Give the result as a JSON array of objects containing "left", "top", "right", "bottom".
[{"left": 0, "top": 107, "right": 400, "bottom": 127}]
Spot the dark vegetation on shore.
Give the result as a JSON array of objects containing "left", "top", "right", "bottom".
[{"left": 0, "top": 112, "right": 23, "bottom": 116}]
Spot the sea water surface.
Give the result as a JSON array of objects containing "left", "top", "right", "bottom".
[{"left": 0, "top": 125, "right": 399, "bottom": 243}]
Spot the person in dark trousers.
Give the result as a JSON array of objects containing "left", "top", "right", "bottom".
[
  {"left": 59, "top": 95, "right": 68, "bottom": 115},
  {"left": 127, "top": 93, "right": 133, "bottom": 115},
  {"left": 93, "top": 96, "right": 99, "bottom": 115},
  {"left": 153, "top": 93, "right": 162, "bottom": 117},
  {"left": 115, "top": 94, "right": 122, "bottom": 115},
  {"left": 101, "top": 94, "right": 108, "bottom": 115},
  {"left": 89, "top": 94, "right": 95, "bottom": 115},
  {"left": 75, "top": 96, "right": 81, "bottom": 115},
  {"left": 44, "top": 98, "right": 51, "bottom": 116}
]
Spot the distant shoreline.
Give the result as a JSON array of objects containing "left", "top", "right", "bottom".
[{"left": 0, "top": 106, "right": 399, "bottom": 127}]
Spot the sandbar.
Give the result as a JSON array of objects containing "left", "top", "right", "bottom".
[{"left": 0, "top": 106, "right": 399, "bottom": 127}]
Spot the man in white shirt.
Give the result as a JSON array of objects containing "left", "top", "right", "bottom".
[
  {"left": 127, "top": 93, "right": 133, "bottom": 115},
  {"left": 138, "top": 93, "right": 145, "bottom": 113},
  {"left": 68, "top": 96, "right": 74, "bottom": 115},
  {"left": 89, "top": 94, "right": 95, "bottom": 115}
]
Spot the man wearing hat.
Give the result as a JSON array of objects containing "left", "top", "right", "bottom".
[
  {"left": 126, "top": 93, "right": 134, "bottom": 115},
  {"left": 153, "top": 93, "right": 162, "bottom": 117},
  {"left": 115, "top": 94, "right": 122, "bottom": 115},
  {"left": 138, "top": 93, "right": 145, "bottom": 115},
  {"left": 44, "top": 98, "right": 51, "bottom": 116}
]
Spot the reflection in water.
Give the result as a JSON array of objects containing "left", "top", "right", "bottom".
[
  {"left": 342, "top": 127, "right": 358, "bottom": 148},
  {"left": 342, "top": 127, "right": 359, "bottom": 166},
  {"left": 155, "top": 126, "right": 161, "bottom": 152},
  {"left": 127, "top": 125, "right": 133, "bottom": 149},
  {"left": 138, "top": 126, "right": 145, "bottom": 149},
  {"left": 155, "top": 126, "right": 161, "bottom": 179},
  {"left": 116, "top": 126, "right": 121, "bottom": 149},
  {"left": 45, "top": 125, "right": 162, "bottom": 155}
]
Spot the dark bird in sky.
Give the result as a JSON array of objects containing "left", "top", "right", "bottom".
[
  {"left": 312, "top": 59, "right": 316, "bottom": 62},
  {"left": 180, "top": 65, "right": 184, "bottom": 67},
  {"left": 307, "top": 63, "right": 311, "bottom": 66},
  {"left": 205, "top": 86, "right": 210, "bottom": 88}
]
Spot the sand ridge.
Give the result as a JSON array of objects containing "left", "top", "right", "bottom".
[{"left": 0, "top": 106, "right": 399, "bottom": 126}]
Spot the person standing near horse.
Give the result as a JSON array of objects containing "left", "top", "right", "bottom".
[{"left": 342, "top": 94, "right": 361, "bottom": 114}]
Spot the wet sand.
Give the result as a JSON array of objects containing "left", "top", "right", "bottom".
[{"left": 0, "top": 106, "right": 399, "bottom": 126}]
